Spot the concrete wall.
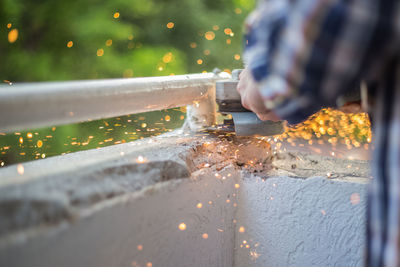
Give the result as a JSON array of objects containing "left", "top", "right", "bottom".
[
  {"left": 234, "top": 175, "right": 367, "bottom": 267},
  {"left": 0, "top": 132, "right": 370, "bottom": 267},
  {"left": 0, "top": 167, "right": 239, "bottom": 267}
]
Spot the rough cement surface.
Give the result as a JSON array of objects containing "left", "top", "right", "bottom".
[
  {"left": 0, "top": 160, "right": 190, "bottom": 236},
  {"left": 187, "top": 134, "right": 272, "bottom": 170},
  {"left": 0, "top": 130, "right": 371, "bottom": 267},
  {"left": 268, "top": 151, "right": 371, "bottom": 182},
  {"left": 234, "top": 173, "right": 368, "bottom": 267},
  {"left": 0, "top": 166, "right": 239, "bottom": 267},
  {"left": 0, "top": 132, "right": 271, "bottom": 241}
]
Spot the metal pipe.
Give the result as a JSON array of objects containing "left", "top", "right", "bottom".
[{"left": 0, "top": 73, "right": 229, "bottom": 132}]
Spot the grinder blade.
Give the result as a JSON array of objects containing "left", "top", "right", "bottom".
[{"left": 231, "top": 112, "right": 285, "bottom": 136}]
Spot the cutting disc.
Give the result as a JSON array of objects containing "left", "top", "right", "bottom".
[
  {"left": 231, "top": 112, "right": 285, "bottom": 136},
  {"left": 206, "top": 112, "right": 285, "bottom": 137}
]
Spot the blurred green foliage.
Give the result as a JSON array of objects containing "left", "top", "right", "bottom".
[
  {"left": 0, "top": 0, "right": 255, "bottom": 166},
  {"left": 0, "top": 0, "right": 254, "bottom": 81}
]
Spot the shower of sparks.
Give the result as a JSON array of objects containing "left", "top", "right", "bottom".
[
  {"left": 0, "top": 108, "right": 186, "bottom": 166},
  {"left": 278, "top": 108, "right": 371, "bottom": 149},
  {"left": 0, "top": 75, "right": 370, "bottom": 169}
]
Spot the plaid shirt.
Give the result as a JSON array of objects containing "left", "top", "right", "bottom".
[{"left": 244, "top": 0, "right": 400, "bottom": 266}]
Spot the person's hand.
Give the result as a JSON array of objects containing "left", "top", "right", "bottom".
[{"left": 237, "top": 68, "right": 281, "bottom": 121}]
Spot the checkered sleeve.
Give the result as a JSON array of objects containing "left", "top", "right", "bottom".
[{"left": 244, "top": 0, "right": 380, "bottom": 125}]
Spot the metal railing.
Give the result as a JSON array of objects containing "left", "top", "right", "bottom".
[{"left": 0, "top": 72, "right": 230, "bottom": 133}]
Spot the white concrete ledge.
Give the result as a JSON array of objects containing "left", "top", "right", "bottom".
[{"left": 0, "top": 132, "right": 371, "bottom": 267}]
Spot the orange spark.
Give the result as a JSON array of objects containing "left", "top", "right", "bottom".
[
  {"left": 178, "top": 222, "right": 187, "bottom": 231},
  {"left": 97, "top": 49, "right": 104, "bottom": 57},
  {"left": 136, "top": 155, "right": 147, "bottom": 163},
  {"left": 8, "top": 29, "right": 18, "bottom": 43},
  {"left": 17, "top": 164, "right": 24, "bottom": 175},
  {"left": 205, "top": 31, "right": 215, "bottom": 40},
  {"left": 166, "top": 22, "right": 175, "bottom": 29}
]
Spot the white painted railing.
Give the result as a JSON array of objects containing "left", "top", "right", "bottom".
[{"left": 0, "top": 72, "right": 230, "bottom": 132}]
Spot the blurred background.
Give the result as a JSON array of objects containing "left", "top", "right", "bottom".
[{"left": 0, "top": 0, "right": 254, "bottom": 166}]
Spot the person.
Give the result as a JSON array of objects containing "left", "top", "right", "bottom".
[{"left": 237, "top": 0, "right": 400, "bottom": 266}]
